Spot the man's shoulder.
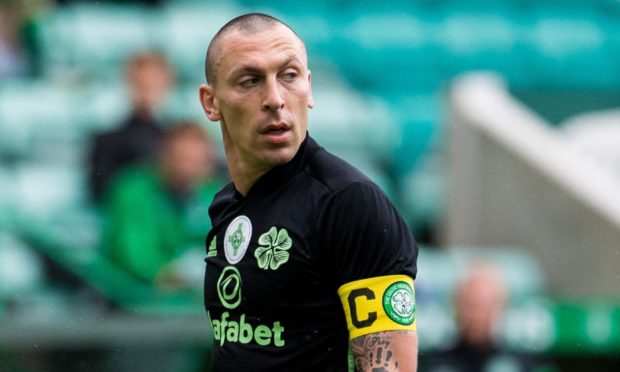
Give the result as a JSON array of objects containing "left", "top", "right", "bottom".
[
  {"left": 210, "top": 182, "right": 234, "bottom": 202},
  {"left": 91, "top": 125, "right": 133, "bottom": 152},
  {"left": 92, "top": 115, "right": 161, "bottom": 145},
  {"left": 207, "top": 183, "right": 236, "bottom": 221},
  {"left": 92, "top": 128, "right": 120, "bottom": 146},
  {"left": 304, "top": 145, "right": 376, "bottom": 194}
]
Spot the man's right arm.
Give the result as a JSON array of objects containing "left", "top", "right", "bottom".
[{"left": 351, "top": 330, "right": 418, "bottom": 371}]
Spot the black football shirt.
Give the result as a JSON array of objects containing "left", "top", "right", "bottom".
[{"left": 204, "top": 135, "right": 418, "bottom": 371}]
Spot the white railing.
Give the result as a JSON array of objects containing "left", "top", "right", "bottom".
[{"left": 445, "top": 73, "right": 620, "bottom": 298}]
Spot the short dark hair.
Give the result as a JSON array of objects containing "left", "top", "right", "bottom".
[
  {"left": 162, "top": 120, "right": 210, "bottom": 147},
  {"left": 126, "top": 51, "right": 171, "bottom": 76},
  {"left": 204, "top": 13, "right": 301, "bottom": 85}
]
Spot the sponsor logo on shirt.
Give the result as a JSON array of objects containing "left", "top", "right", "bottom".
[
  {"left": 209, "top": 311, "right": 286, "bottom": 348},
  {"left": 224, "top": 215, "right": 252, "bottom": 264},
  {"left": 212, "top": 221, "right": 290, "bottom": 348},
  {"left": 217, "top": 266, "right": 242, "bottom": 309}
]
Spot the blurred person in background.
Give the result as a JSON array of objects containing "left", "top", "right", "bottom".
[
  {"left": 102, "top": 121, "right": 222, "bottom": 289},
  {"left": 424, "top": 263, "right": 549, "bottom": 372},
  {"left": 0, "top": 0, "right": 29, "bottom": 77},
  {"left": 451, "top": 263, "right": 510, "bottom": 370},
  {"left": 88, "top": 51, "right": 174, "bottom": 202}
]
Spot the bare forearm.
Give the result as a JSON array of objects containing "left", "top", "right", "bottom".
[{"left": 351, "top": 330, "right": 418, "bottom": 372}]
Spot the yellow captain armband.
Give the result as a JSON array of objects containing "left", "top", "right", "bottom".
[{"left": 337, "top": 275, "right": 416, "bottom": 340}]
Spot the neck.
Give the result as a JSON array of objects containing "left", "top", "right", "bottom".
[
  {"left": 131, "top": 107, "right": 155, "bottom": 121},
  {"left": 223, "top": 143, "right": 271, "bottom": 196}
]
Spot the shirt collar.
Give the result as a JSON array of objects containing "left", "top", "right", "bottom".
[{"left": 239, "top": 133, "right": 319, "bottom": 199}]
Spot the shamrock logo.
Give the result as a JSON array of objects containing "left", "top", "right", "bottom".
[
  {"left": 254, "top": 227, "right": 292, "bottom": 270},
  {"left": 383, "top": 281, "right": 416, "bottom": 325},
  {"left": 391, "top": 290, "right": 414, "bottom": 317}
]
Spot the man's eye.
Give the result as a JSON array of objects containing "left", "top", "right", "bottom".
[
  {"left": 240, "top": 77, "right": 259, "bottom": 87},
  {"left": 281, "top": 71, "right": 298, "bottom": 81}
]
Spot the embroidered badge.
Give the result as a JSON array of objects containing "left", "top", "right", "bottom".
[
  {"left": 224, "top": 215, "right": 252, "bottom": 264},
  {"left": 254, "top": 227, "right": 292, "bottom": 270},
  {"left": 382, "top": 281, "right": 415, "bottom": 325}
]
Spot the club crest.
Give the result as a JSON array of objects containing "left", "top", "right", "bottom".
[{"left": 224, "top": 215, "right": 252, "bottom": 264}]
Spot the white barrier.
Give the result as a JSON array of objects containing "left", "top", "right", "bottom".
[{"left": 444, "top": 73, "right": 620, "bottom": 298}]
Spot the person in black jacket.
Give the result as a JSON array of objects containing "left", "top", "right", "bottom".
[{"left": 88, "top": 51, "right": 174, "bottom": 202}]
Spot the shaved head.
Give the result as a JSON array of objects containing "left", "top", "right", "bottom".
[{"left": 205, "top": 13, "right": 305, "bottom": 85}]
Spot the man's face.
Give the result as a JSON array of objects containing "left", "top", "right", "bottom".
[
  {"left": 161, "top": 134, "right": 214, "bottom": 191},
  {"left": 201, "top": 24, "right": 314, "bottom": 174},
  {"left": 455, "top": 268, "right": 506, "bottom": 345},
  {"left": 129, "top": 62, "right": 173, "bottom": 114}
]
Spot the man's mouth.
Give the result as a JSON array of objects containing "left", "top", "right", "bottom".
[
  {"left": 261, "top": 123, "right": 290, "bottom": 134},
  {"left": 267, "top": 128, "right": 286, "bottom": 134},
  {"left": 261, "top": 124, "right": 291, "bottom": 143},
  {"left": 263, "top": 122, "right": 286, "bottom": 129}
]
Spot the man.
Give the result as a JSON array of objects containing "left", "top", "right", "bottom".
[
  {"left": 88, "top": 51, "right": 174, "bottom": 201},
  {"left": 199, "top": 13, "right": 418, "bottom": 371},
  {"left": 103, "top": 121, "right": 221, "bottom": 287},
  {"left": 422, "top": 263, "right": 548, "bottom": 371}
]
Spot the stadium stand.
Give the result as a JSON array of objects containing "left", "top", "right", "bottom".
[{"left": 2, "top": 0, "right": 620, "bottom": 370}]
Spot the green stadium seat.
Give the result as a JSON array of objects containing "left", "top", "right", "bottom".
[
  {"left": 12, "top": 163, "right": 86, "bottom": 220},
  {"left": 434, "top": 13, "right": 525, "bottom": 80},
  {"left": 329, "top": 11, "right": 440, "bottom": 92},
  {"left": 14, "top": 214, "right": 203, "bottom": 315},
  {"left": 400, "top": 153, "right": 445, "bottom": 235},
  {"left": 0, "top": 167, "right": 17, "bottom": 221},
  {"left": 0, "top": 80, "right": 78, "bottom": 158},
  {"left": 387, "top": 92, "right": 442, "bottom": 176},
  {"left": 309, "top": 83, "right": 398, "bottom": 160},
  {"left": 165, "top": 84, "right": 226, "bottom": 159},
  {"left": 37, "top": 4, "right": 157, "bottom": 79},
  {"left": 157, "top": 3, "right": 243, "bottom": 82},
  {"left": 235, "top": 0, "right": 332, "bottom": 15},
  {"left": 73, "top": 80, "right": 132, "bottom": 134},
  {"left": 416, "top": 246, "right": 547, "bottom": 304},
  {"left": 164, "top": 84, "right": 212, "bottom": 124},
  {"left": 0, "top": 232, "right": 45, "bottom": 298},
  {"left": 521, "top": 7, "right": 620, "bottom": 88}
]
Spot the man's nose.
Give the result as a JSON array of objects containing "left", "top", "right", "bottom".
[{"left": 262, "top": 77, "right": 285, "bottom": 112}]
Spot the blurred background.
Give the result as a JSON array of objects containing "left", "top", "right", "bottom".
[{"left": 1, "top": 0, "right": 620, "bottom": 371}]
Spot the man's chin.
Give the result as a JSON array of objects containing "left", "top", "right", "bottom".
[{"left": 262, "top": 146, "right": 298, "bottom": 167}]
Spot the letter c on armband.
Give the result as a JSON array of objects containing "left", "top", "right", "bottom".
[
  {"left": 338, "top": 275, "right": 416, "bottom": 340},
  {"left": 347, "top": 288, "right": 377, "bottom": 328}
]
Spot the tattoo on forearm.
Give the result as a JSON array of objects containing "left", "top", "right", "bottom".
[{"left": 351, "top": 332, "right": 405, "bottom": 371}]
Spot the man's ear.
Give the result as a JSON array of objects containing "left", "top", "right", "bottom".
[
  {"left": 199, "top": 84, "right": 221, "bottom": 121},
  {"left": 307, "top": 70, "right": 315, "bottom": 109}
]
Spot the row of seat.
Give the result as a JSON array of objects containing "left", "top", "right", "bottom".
[
  {"left": 0, "top": 74, "right": 418, "bottom": 224},
  {"left": 9, "top": 209, "right": 617, "bottom": 355},
  {"left": 0, "top": 76, "right": 402, "bottom": 158},
  {"left": 3, "top": 217, "right": 619, "bottom": 354},
  {"left": 34, "top": 3, "right": 620, "bottom": 89},
  {"left": 10, "top": 1, "right": 618, "bottom": 237}
]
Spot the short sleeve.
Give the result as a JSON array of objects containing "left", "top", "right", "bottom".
[{"left": 317, "top": 182, "right": 418, "bottom": 288}]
